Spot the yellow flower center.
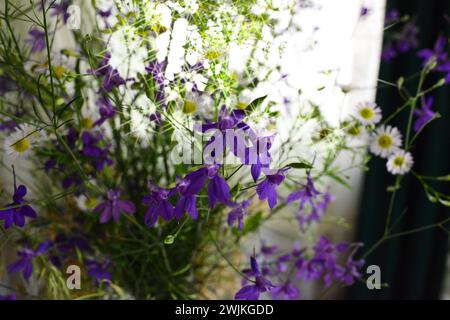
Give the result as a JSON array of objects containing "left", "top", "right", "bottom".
[
  {"left": 205, "top": 50, "right": 221, "bottom": 60},
  {"left": 81, "top": 117, "right": 94, "bottom": 129},
  {"left": 54, "top": 66, "right": 65, "bottom": 79},
  {"left": 359, "top": 107, "right": 374, "bottom": 120},
  {"left": 12, "top": 138, "right": 30, "bottom": 153},
  {"left": 378, "top": 134, "right": 392, "bottom": 149},
  {"left": 182, "top": 100, "right": 197, "bottom": 114},
  {"left": 393, "top": 156, "right": 405, "bottom": 167},
  {"left": 85, "top": 197, "right": 97, "bottom": 209}
]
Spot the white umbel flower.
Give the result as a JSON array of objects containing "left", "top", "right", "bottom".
[
  {"left": 387, "top": 150, "right": 414, "bottom": 175},
  {"left": 353, "top": 102, "right": 382, "bottom": 125},
  {"left": 370, "top": 125, "right": 402, "bottom": 158},
  {"left": 4, "top": 125, "right": 41, "bottom": 159}
]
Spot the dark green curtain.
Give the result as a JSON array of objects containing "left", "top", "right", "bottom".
[{"left": 350, "top": 0, "right": 450, "bottom": 299}]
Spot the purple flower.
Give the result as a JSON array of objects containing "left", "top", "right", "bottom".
[
  {"left": 414, "top": 97, "right": 436, "bottom": 132},
  {"left": 200, "top": 105, "right": 248, "bottom": 135},
  {"left": 27, "top": 28, "right": 46, "bottom": 53},
  {"left": 143, "top": 183, "right": 174, "bottom": 227},
  {"left": 227, "top": 199, "right": 251, "bottom": 230},
  {"left": 93, "top": 53, "right": 126, "bottom": 92},
  {"left": 173, "top": 164, "right": 231, "bottom": 220},
  {"left": 417, "top": 35, "right": 450, "bottom": 83},
  {"left": 81, "top": 131, "right": 113, "bottom": 171},
  {"left": 0, "top": 185, "right": 37, "bottom": 229},
  {"left": 287, "top": 175, "right": 334, "bottom": 229},
  {"left": 8, "top": 241, "right": 52, "bottom": 280},
  {"left": 94, "top": 96, "right": 116, "bottom": 127},
  {"left": 173, "top": 169, "right": 208, "bottom": 220},
  {"left": 205, "top": 164, "right": 231, "bottom": 209},
  {"left": 0, "top": 294, "right": 16, "bottom": 300},
  {"left": 385, "top": 9, "right": 400, "bottom": 24},
  {"left": 86, "top": 259, "right": 111, "bottom": 286},
  {"left": 271, "top": 281, "right": 299, "bottom": 300},
  {"left": 51, "top": 0, "right": 71, "bottom": 23},
  {"left": 93, "top": 189, "right": 135, "bottom": 224},
  {"left": 256, "top": 169, "right": 287, "bottom": 209},
  {"left": 287, "top": 174, "right": 320, "bottom": 212},
  {"left": 235, "top": 257, "right": 274, "bottom": 300}
]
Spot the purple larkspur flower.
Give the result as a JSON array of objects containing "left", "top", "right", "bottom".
[
  {"left": 271, "top": 281, "right": 299, "bottom": 300},
  {"left": 51, "top": 0, "right": 71, "bottom": 23},
  {"left": 143, "top": 183, "right": 174, "bottom": 227},
  {"left": 385, "top": 9, "right": 400, "bottom": 24},
  {"left": 227, "top": 198, "right": 251, "bottom": 230},
  {"left": 86, "top": 259, "right": 111, "bottom": 287},
  {"left": 27, "top": 28, "right": 46, "bottom": 53},
  {"left": 287, "top": 174, "right": 320, "bottom": 211},
  {"left": 414, "top": 97, "right": 435, "bottom": 132},
  {"left": 205, "top": 164, "right": 231, "bottom": 209},
  {"left": 93, "top": 53, "right": 126, "bottom": 92},
  {"left": 256, "top": 169, "right": 287, "bottom": 209},
  {"left": 81, "top": 131, "right": 113, "bottom": 171},
  {"left": 0, "top": 185, "right": 37, "bottom": 229},
  {"left": 93, "top": 189, "right": 135, "bottom": 224},
  {"left": 173, "top": 171, "right": 207, "bottom": 221},
  {"left": 8, "top": 241, "right": 52, "bottom": 280},
  {"left": 287, "top": 175, "right": 334, "bottom": 229},
  {"left": 202, "top": 105, "right": 248, "bottom": 133},
  {"left": 94, "top": 96, "right": 116, "bottom": 126},
  {"left": 294, "top": 236, "right": 364, "bottom": 288},
  {"left": 248, "top": 135, "right": 274, "bottom": 182},
  {"left": 235, "top": 257, "right": 274, "bottom": 300},
  {"left": 173, "top": 164, "right": 231, "bottom": 220},
  {"left": 417, "top": 35, "right": 450, "bottom": 83},
  {"left": 0, "top": 294, "right": 16, "bottom": 300}
]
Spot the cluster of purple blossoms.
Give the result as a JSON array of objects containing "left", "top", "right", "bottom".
[
  {"left": 81, "top": 131, "right": 113, "bottom": 171},
  {"left": 142, "top": 164, "right": 231, "bottom": 227},
  {"left": 235, "top": 237, "right": 364, "bottom": 300},
  {"left": 93, "top": 189, "right": 136, "bottom": 224},
  {"left": 287, "top": 174, "right": 335, "bottom": 230},
  {"left": 0, "top": 185, "right": 37, "bottom": 229},
  {"left": 417, "top": 35, "right": 450, "bottom": 83},
  {"left": 382, "top": 10, "right": 419, "bottom": 62},
  {"left": 8, "top": 241, "right": 52, "bottom": 280}
]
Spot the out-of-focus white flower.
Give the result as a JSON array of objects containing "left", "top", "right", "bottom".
[
  {"left": 165, "top": 18, "right": 189, "bottom": 81},
  {"left": 107, "top": 26, "right": 148, "bottom": 79},
  {"left": 370, "top": 125, "right": 402, "bottom": 158},
  {"left": 387, "top": 150, "right": 413, "bottom": 175},
  {"left": 129, "top": 95, "right": 157, "bottom": 142}
]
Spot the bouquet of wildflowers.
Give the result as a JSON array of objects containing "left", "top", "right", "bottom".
[{"left": 0, "top": 0, "right": 449, "bottom": 300}]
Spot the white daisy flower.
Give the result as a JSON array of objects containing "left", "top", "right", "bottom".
[
  {"left": 3, "top": 125, "right": 41, "bottom": 159},
  {"left": 387, "top": 150, "right": 414, "bottom": 175},
  {"left": 370, "top": 125, "right": 402, "bottom": 158},
  {"left": 353, "top": 102, "right": 382, "bottom": 125}
]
